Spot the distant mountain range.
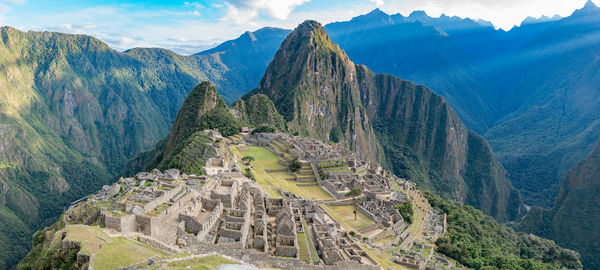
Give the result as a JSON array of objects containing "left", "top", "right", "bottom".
[{"left": 324, "top": 1, "right": 600, "bottom": 209}]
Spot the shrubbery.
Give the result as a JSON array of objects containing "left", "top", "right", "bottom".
[{"left": 424, "top": 191, "right": 582, "bottom": 270}]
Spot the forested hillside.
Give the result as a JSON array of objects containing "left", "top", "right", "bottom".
[{"left": 0, "top": 26, "right": 286, "bottom": 269}]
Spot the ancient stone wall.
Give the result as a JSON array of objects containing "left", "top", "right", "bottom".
[
  {"left": 183, "top": 241, "right": 378, "bottom": 270},
  {"left": 103, "top": 213, "right": 122, "bottom": 231},
  {"left": 144, "top": 184, "right": 184, "bottom": 212},
  {"left": 275, "top": 245, "right": 299, "bottom": 257},
  {"left": 120, "top": 214, "right": 137, "bottom": 232},
  {"left": 356, "top": 204, "right": 379, "bottom": 222},
  {"left": 136, "top": 215, "right": 153, "bottom": 235}
]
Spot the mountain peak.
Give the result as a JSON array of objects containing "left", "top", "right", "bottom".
[
  {"left": 584, "top": 0, "right": 598, "bottom": 9},
  {"left": 296, "top": 20, "right": 324, "bottom": 34},
  {"left": 241, "top": 31, "right": 257, "bottom": 42},
  {"left": 408, "top": 10, "right": 429, "bottom": 19},
  {"left": 366, "top": 8, "right": 388, "bottom": 17},
  {"left": 572, "top": 0, "right": 600, "bottom": 16}
]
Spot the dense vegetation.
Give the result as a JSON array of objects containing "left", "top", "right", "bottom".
[
  {"left": 424, "top": 191, "right": 581, "bottom": 270},
  {"left": 395, "top": 201, "right": 414, "bottom": 224},
  {"left": 519, "top": 138, "right": 600, "bottom": 269},
  {"left": 17, "top": 220, "right": 79, "bottom": 270},
  {"left": 251, "top": 124, "right": 278, "bottom": 135}
]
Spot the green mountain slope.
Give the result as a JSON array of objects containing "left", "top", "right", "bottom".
[
  {"left": 246, "top": 20, "right": 523, "bottom": 222},
  {"left": 0, "top": 26, "right": 286, "bottom": 269},
  {"left": 484, "top": 2, "right": 600, "bottom": 207},
  {"left": 425, "top": 191, "right": 581, "bottom": 270},
  {"left": 246, "top": 21, "right": 382, "bottom": 162},
  {"left": 132, "top": 81, "right": 285, "bottom": 174},
  {"left": 519, "top": 138, "right": 600, "bottom": 269}
]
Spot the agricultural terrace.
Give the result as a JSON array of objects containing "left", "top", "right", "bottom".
[
  {"left": 229, "top": 144, "right": 332, "bottom": 200},
  {"left": 62, "top": 225, "right": 166, "bottom": 270},
  {"left": 319, "top": 204, "right": 377, "bottom": 233}
]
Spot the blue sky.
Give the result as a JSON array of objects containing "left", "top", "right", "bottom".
[{"left": 0, "top": 0, "right": 596, "bottom": 54}]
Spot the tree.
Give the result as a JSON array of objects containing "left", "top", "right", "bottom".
[
  {"left": 251, "top": 124, "right": 277, "bottom": 135},
  {"left": 345, "top": 188, "right": 363, "bottom": 220},
  {"left": 395, "top": 201, "right": 414, "bottom": 224},
  {"left": 244, "top": 168, "right": 255, "bottom": 181},
  {"left": 241, "top": 156, "right": 255, "bottom": 165},
  {"left": 345, "top": 188, "right": 363, "bottom": 198},
  {"left": 288, "top": 157, "right": 302, "bottom": 172}
]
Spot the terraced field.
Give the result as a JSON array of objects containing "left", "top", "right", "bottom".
[
  {"left": 178, "top": 132, "right": 217, "bottom": 175},
  {"left": 61, "top": 225, "right": 167, "bottom": 270},
  {"left": 230, "top": 145, "right": 332, "bottom": 200},
  {"left": 320, "top": 204, "right": 376, "bottom": 233}
]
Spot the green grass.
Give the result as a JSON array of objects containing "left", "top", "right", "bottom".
[
  {"left": 231, "top": 145, "right": 332, "bottom": 200},
  {"left": 320, "top": 204, "right": 376, "bottom": 232},
  {"left": 92, "top": 237, "right": 166, "bottom": 269},
  {"left": 165, "top": 255, "right": 237, "bottom": 270},
  {"left": 302, "top": 218, "right": 319, "bottom": 264},
  {"left": 297, "top": 232, "right": 311, "bottom": 263},
  {"left": 326, "top": 167, "right": 351, "bottom": 172},
  {"left": 56, "top": 225, "right": 167, "bottom": 270}
]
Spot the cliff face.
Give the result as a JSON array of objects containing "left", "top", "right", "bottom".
[
  {"left": 246, "top": 21, "right": 523, "bottom": 222},
  {"left": 520, "top": 138, "right": 600, "bottom": 269},
  {"left": 248, "top": 21, "right": 381, "bottom": 162}
]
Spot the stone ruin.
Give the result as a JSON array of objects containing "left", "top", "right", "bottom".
[{"left": 64, "top": 130, "right": 449, "bottom": 270}]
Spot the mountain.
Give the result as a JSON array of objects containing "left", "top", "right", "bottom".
[
  {"left": 0, "top": 26, "right": 286, "bottom": 269},
  {"left": 519, "top": 137, "right": 600, "bottom": 269},
  {"left": 195, "top": 27, "right": 291, "bottom": 100},
  {"left": 325, "top": 10, "right": 497, "bottom": 134},
  {"left": 244, "top": 20, "right": 523, "bottom": 222},
  {"left": 484, "top": 1, "right": 600, "bottom": 207},
  {"left": 125, "top": 81, "right": 285, "bottom": 176},
  {"left": 246, "top": 21, "right": 382, "bottom": 162},
  {"left": 324, "top": 3, "right": 600, "bottom": 209}
]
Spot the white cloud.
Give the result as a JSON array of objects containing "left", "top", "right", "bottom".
[
  {"left": 222, "top": 0, "right": 310, "bottom": 24},
  {"left": 369, "top": 0, "right": 384, "bottom": 6}
]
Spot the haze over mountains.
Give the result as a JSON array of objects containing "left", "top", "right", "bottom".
[{"left": 325, "top": 1, "right": 600, "bottom": 209}]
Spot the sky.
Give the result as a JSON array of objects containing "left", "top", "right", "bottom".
[{"left": 0, "top": 0, "right": 596, "bottom": 54}]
